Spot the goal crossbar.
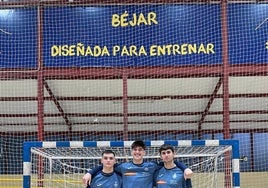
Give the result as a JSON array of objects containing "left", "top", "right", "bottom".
[{"left": 23, "top": 140, "right": 240, "bottom": 188}]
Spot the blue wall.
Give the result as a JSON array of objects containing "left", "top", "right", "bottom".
[{"left": 1, "top": 4, "right": 267, "bottom": 68}]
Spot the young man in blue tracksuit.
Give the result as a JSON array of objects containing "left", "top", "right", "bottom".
[
  {"left": 154, "top": 144, "right": 193, "bottom": 188},
  {"left": 87, "top": 149, "right": 122, "bottom": 188}
]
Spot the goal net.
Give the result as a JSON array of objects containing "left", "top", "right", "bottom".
[
  {"left": 24, "top": 140, "right": 240, "bottom": 188},
  {"left": 1, "top": 1, "right": 267, "bottom": 188}
]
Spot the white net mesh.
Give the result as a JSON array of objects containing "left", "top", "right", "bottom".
[
  {"left": 30, "top": 145, "right": 232, "bottom": 188},
  {"left": 0, "top": 1, "right": 267, "bottom": 188}
]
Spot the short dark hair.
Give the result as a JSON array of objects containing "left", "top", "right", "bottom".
[
  {"left": 159, "top": 144, "right": 174, "bottom": 154},
  {"left": 131, "top": 140, "right": 146, "bottom": 150},
  {"left": 102, "top": 149, "right": 115, "bottom": 157}
]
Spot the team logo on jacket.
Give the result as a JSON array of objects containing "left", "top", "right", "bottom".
[
  {"left": 113, "top": 181, "right": 119, "bottom": 187},
  {"left": 124, "top": 172, "right": 137, "bottom": 176},
  {"left": 157, "top": 180, "right": 167, "bottom": 184}
]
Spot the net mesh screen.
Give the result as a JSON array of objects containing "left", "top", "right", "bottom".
[{"left": 30, "top": 145, "right": 232, "bottom": 188}]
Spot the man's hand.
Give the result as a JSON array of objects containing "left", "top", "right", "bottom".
[
  {"left": 184, "top": 168, "right": 193, "bottom": 179},
  {"left": 82, "top": 173, "right": 92, "bottom": 185}
]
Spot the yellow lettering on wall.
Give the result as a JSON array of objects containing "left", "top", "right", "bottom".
[
  {"left": 198, "top": 44, "right": 206, "bottom": 54},
  {"left": 157, "top": 45, "right": 166, "bottom": 56},
  {"left": 129, "top": 45, "right": 137, "bottom": 56},
  {"left": 137, "top": 13, "right": 147, "bottom": 26},
  {"left": 172, "top": 44, "right": 180, "bottom": 55},
  {"left": 120, "top": 12, "right": 128, "bottom": 27},
  {"left": 147, "top": 12, "right": 158, "bottom": 25},
  {"left": 150, "top": 45, "right": 157, "bottom": 56},
  {"left": 121, "top": 46, "right": 130, "bottom": 56},
  {"left": 139, "top": 46, "right": 147, "bottom": 56},
  {"left": 69, "top": 45, "right": 75, "bottom": 56},
  {"left": 77, "top": 43, "right": 85, "bottom": 56},
  {"left": 148, "top": 44, "right": 215, "bottom": 56},
  {"left": 102, "top": 46, "right": 110, "bottom": 56},
  {"left": 129, "top": 13, "right": 137, "bottom": 27},
  {"left": 165, "top": 45, "right": 172, "bottom": 55},
  {"left": 50, "top": 43, "right": 215, "bottom": 57},
  {"left": 85, "top": 46, "right": 93, "bottom": 56},
  {"left": 113, "top": 46, "right": 120, "bottom": 56},
  {"left": 112, "top": 12, "right": 158, "bottom": 27},
  {"left": 61, "top": 45, "right": 69, "bottom": 56},
  {"left": 51, "top": 45, "right": 59, "bottom": 56},
  {"left": 94, "top": 46, "right": 102, "bottom": 56},
  {"left": 206, "top": 43, "right": 215, "bottom": 54},
  {"left": 111, "top": 14, "right": 120, "bottom": 27},
  {"left": 188, "top": 44, "right": 197, "bottom": 54},
  {"left": 181, "top": 44, "right": 188, "bottom": 55}
]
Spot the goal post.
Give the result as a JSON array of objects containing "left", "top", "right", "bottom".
[{"left": 23, "top": 140, "right": 240, "bottom": 188}]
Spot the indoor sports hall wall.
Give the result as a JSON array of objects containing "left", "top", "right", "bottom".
[{"left": 0, "top": 0, "right": 267, "bottom": 187}]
